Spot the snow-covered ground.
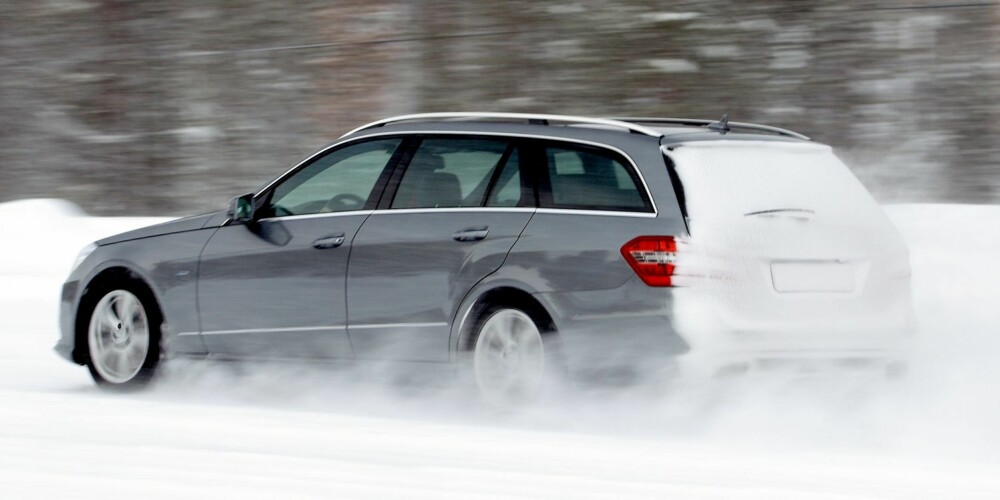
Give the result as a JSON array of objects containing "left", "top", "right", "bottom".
[{"left": 1, "top": 199, "right": 999, "bottom": 499}]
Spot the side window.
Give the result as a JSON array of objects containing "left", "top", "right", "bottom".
[
  {"left": 265, "top": 138, "right": 401, "bottom": 217},
  {"left": 391, "top": 138, "right": 511, "bottom": 209},
  {"left": 542, "top": 144, "right": 651, "bottom": 212}
]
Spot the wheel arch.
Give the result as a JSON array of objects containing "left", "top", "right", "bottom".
[
  {"left": 452, "top": 285, "right": 558, "bottom": 355},
  {"left": 73, "top": 264, "right": 163, "bottom": 364}
]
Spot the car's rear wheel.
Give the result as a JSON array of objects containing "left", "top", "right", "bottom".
[
  {"left": 473, "top": 307, "right": 549, "bottom": 403},
  {"left": 85, "top": 285, "right": 161, "bottom": 389}
]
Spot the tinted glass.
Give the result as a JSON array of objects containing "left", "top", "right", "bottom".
[
  {"left": 392, "top": 138, "right": 510, "bottom": 209},
  {"left": 543, "top": 145, "right": 650, "bottom": 212},
  {"left": 265, "top": 138, "right": 401, "bottom": 217}
]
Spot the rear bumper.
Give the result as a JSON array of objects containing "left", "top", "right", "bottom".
[
  {"left": 533, "top": 275, "right": 916, "bottom": 378},
  {"left": 675, "top": 343, "right": 911, "bottom": 378},
  {"left": 669, "top": 285, "right": 916, "bottom": 377},
  {"left": 548, "top": 318, "right": 912, "bottom": 380}
]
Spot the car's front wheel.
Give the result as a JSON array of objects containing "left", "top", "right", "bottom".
[
  {"left": 84, "top": 285, "right": 161, "bottom": 389},
  {"left": 473, "top": 307, "right": 552, "bottom": 403}
]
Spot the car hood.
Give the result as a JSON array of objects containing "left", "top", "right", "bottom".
[{"left": 97, "top": 211, "right": 224, "bottom": 245}]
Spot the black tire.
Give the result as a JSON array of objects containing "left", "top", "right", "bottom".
[{"left": 79, "top": 278, "right": 162, "bottom": 391}]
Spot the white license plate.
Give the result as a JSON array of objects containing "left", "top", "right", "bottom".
[{"left": 770, "top": 261, "right": 855, "bottom": 293}]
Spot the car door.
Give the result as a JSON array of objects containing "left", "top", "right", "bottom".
[
  {"left": 346, "top": 136, "right": 535, "bottom": 361},
  {"left": 197, "top": 137, "right": 404, "bottom": 358}
]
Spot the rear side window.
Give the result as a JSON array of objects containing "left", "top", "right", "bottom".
[
  {"left": 541, "top": 144, "right": 651, "bottom": 212},
  {"left": 391, "top": 138, "right": 513, "bottom": 209}
]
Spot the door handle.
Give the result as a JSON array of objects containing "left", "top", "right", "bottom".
[
  {"left": 452, "top": 227, "right": 489, "bottom": 242},
  {"left": 312, "top": 234, "right": 345, "bottom": 249}
]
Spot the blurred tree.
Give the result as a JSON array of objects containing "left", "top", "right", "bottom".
[{"left": 0, "top": 0, "right": 997, "bottom": 214}]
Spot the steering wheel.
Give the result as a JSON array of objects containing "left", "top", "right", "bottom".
[{"left": 322, "top": 193, "right": 366, "bottom": 212}]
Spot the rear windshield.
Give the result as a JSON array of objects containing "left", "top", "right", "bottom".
[{"left": 665, "top": 141, "right": 884, "bottom": 224}]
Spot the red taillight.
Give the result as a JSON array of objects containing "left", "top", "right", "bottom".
[{"left": 620, "top": 236, "right": 677, "bottom": 287}]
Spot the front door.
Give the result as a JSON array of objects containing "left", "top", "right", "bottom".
[
  {"left": 347, "top": 136, "right": 534, "bottom": 361},
  {"left": 197, "top": 137, "right": 404, "bottom": 358}
]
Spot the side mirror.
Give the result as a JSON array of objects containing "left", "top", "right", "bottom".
[{"left": 227, "top": 193, "right": 255, "bottom": 224}]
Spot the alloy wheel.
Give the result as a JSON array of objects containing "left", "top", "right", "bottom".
[{"left": 87, "top": 290, "right": 150, "bottom": 384}]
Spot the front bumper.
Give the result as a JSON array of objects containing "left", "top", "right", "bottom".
[{"left": 54, "top": 280, "right": 82, "bottom": 364}]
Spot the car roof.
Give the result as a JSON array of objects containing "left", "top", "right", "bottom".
[{"left": 340, "top": 113, "right": 814, "bottom": 150}]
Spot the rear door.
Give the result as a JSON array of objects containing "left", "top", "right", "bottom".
[
  {"left": 197, "top": 138, "right": 403, "bottom": 358},
  {"left": 346, "top": 136, "right": 534, "bottom": 361}
]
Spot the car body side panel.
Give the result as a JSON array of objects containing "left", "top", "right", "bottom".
[
  {"left": 500, "top": 212, "right": 663, "bottom": 293},
  {"left": 347, "top": 210, "right": 533, "bottom": 361},
  {"left": 96, "top": 212, "right": 220, "bottom": 245},
  {"left": 486, "top": 127, "right": 686, "bottom": 292},
  {"left": 197, "top": 215, "right": 368, "bottom": 358},
  {"left": 493, "top": 213, "right": 688, "bottom": 373},
  {"left": 58, "top": 227, "right": 218, "bottom": 363},
  {"left": 446, "top": 131, "right": 690, "bottom": 373},
  {"left": 449, "top": 271, "right": 688, "bottom": 377},
  {"left": 534, "top": 277, "right": 688, "bottom": 376}
]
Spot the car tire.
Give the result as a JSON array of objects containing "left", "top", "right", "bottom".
[
  {"left": 471, "top": 306, "right": 561, "bottom": 404},
  {"left": 82, "top": 281, "right": 162, "bottom": 390}
]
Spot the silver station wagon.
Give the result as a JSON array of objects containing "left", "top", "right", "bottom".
[{"left": 57, "top": 113, "right": 915, "bottom": 400}]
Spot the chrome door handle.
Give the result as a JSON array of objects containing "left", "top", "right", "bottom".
[
  {"left": 452, "top": 227, "right": 489, "bottom": 242},
  {"left": 312, "top": 234, "right": 345, "bottom": 249}
]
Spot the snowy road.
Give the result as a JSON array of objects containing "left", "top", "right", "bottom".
[{"left": 1, "top": 200, "right": 999, "bottom": 499}]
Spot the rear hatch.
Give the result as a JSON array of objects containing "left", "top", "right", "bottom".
[{"left": 664, "top": 140, "right": 913, "bottom": 338}]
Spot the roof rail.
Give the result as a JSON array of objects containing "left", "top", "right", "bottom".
[
  {"left": 608, "top": 117, "right": 811, "bottom": 141},
  {"left": 341, "top": 112, "right": 664, "bottom": 138}
]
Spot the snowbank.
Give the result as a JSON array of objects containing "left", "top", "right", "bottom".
[{"left": 0, "top": 199, "right": 171, "bottom": 299}]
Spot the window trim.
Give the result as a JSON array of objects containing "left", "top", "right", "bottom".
[
  {"left": 251, "top": 131, "right": 658, "bottom": 218},
  {"left": 366, "top": 207, "right": 655, "bottom": 218}
]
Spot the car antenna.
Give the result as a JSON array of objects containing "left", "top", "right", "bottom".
[{"left": 707, "top": 114, "right": 731, "bottom": 134}]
